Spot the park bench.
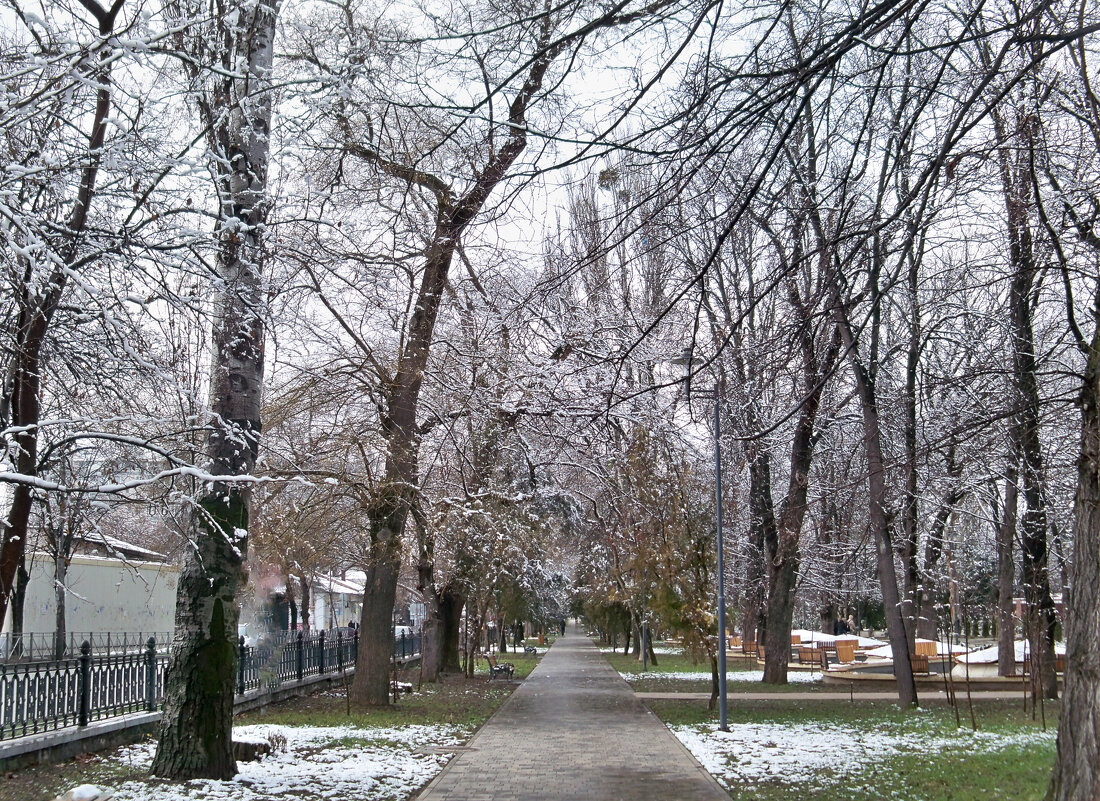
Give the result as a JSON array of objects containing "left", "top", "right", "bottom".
[
  {"left": 741, "top": 640, "right": 757, "bottom": 657},
  {"left": 835, "top": 640, "right": 857, "bottom": 663},
  {"left": 483, "top": 652, "right": 515, "bottom": 680},
  {"left": 798, "top": 646, "right": 823, "bottom": 664},
  {"left": 909, "top": 653, "right": 930, "bottom": 673}
]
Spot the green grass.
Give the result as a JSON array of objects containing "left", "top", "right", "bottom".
[
  {"left": 600, "top": 648, "right": 716, "bottom": 675},
  {"left": 646, "top": 697, "right": 1058, "bottom": 801}
]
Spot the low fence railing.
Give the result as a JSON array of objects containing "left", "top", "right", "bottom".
[
  {"left": 0, "top": 632, "right": 172, "bottom": 663},
  {"left": 0, "top": 629, "right": 420, "bottom": 743}
]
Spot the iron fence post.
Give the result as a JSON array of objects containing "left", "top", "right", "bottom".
[
  {"left": 237, "top": 636, "right": 246, "bottom": 695},
  {"left": 145, "top": 637, "right": 157, "bottom": 712},
  {"left": 401, "top": 632, "right": 407, "bottom": 659},
  {"left": 318, "top": 630, "right": 326, "bottom": 674},
  {"left": 353, "top": 630, "right": 359, "bottom": 663},
  {"left": 297, "top": 631, "right": 304, "bottom": 682},
  {"left": 336, "top": 630, "right": 343, "bottom": 671},
  {"left": 78, "top": 640, "right": 91, "bottom": 727}
]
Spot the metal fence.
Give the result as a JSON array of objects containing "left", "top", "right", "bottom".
[
  {"left": 0, "top": 630, "right": 378, "bottom": 743},
  {"left": 394, "top": 631, "right": 421, "bottom": 661},
  {"left": 0, "top": 632, "right": 172, "bottom": 663}
]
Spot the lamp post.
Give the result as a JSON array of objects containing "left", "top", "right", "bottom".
[
  {"left": 709, "top": 384, "right": 728, "bottom": 732},
  {"left": 672, "top": 350, "right": 728, "bottom": 730}
]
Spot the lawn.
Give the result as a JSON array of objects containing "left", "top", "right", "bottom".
[
  {"left": 647, "top": 697, "right": 1058, "bottom": 801},
  {"left": 602, "top": 644, "right": 847, "bottom": 692},
  {"left": 1, "top": 662, "right": 534, "bottom": 801}
]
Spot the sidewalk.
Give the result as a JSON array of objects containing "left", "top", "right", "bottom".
[{"left": 415, "top": 626, "right": 729, "bottom": 801}]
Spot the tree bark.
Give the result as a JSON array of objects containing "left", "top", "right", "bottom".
[
  {"left": 151, "top": 0, "right": 276, "bottom": 779},
  {"left": 832, "top": 299, "right": 918, "bottom": 708},
  {"left": 417, "top": 559, "right": 443, "bottom": 682},
  {"left": 54, "top": 548, "right": 67, "bottom": 661},
  {"left": 439, "top": 586, "right": 464, "bottom": 672},
  {"left": 351, "top": 508, "right": 404, "bottom": 705},
  {"left": 1046, "top": 314, "right": 1100, "bottom": 800},
  {"left": 993, "top": 99, "right": 1058, "bottom": 701},
  {"left": 299, "top": 576, "right": 311, "bottom": 633},
  {"left": 11, "top": 553, "right": 28, "bottom": 656},
  {"left": 999, "top": 461, "right": 1020, "bottom": 676}
]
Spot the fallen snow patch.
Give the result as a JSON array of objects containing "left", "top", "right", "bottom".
[
  {"left": 104, "top": 723, "right": 470, "bottom": 801},
  {"left": 621, "top": 670, "right": 821, "bottom": 684},
  {"left": 671, "top": 721, "right": 1054, "bottom": 787}
]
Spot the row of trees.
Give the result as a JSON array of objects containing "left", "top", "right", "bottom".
[{"left": 4, "top": 0, "right": 1100, "bottom": 796}]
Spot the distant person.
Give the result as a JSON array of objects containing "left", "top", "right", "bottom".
[
  {"left": 846, "top": 614, "right": 856, "bottom": 633},
  {"left": 559, "top": 619, "right": 566, "bottom": 636},
  {"left": 348, "top": 620, "right": 356, "bottom": 631}
]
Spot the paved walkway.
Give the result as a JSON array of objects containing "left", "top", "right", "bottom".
[{"left": 416, "top": 626, "right": 729, "bottom": 801}]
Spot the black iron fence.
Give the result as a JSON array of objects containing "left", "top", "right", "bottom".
[
  {"left": 0, "top": 630, "right": 396, "bottom": 743},
  {"left": 0, "top": 632, "right": 172, "bottom": 663},
  {"left": 394, "top": 631, "right": 421, "bottom": 661}
]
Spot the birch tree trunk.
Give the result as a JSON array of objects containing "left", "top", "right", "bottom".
[{"left": 151, "top": 0, "right": 277, "bottom": 779}]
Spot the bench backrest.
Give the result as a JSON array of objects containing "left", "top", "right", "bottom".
[
  {"left": 914, "top": 641, "right": 938, "bottom": 657},
  {"left": 836, "top": 641, "right": 856, "bottom": 663}
]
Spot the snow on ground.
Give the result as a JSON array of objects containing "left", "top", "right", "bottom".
[
  {"left": 619, "top": 670, "right": 821, "bottom": 684},
  {"left": 672, "top": 720, "right": 1053, "bottom": 788},
  {"left": 103, "top": 723, "right": 469, "bottom": 801}
]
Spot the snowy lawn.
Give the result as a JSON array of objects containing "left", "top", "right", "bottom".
[
  {"left": 9, "top": 670, "right": 519, "bottom": 801},
  {"left": 621, "top": 669, "right": 823, "bottom": 691},
  {"left": 650, "top": 698, "right": 1057, "bottom": 801},
  {"left": 96, "top": 723, "right": 468, "bottom": 801}
]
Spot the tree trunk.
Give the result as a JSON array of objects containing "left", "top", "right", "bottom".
[
  {"left": 748, "top": 444, "right": 776, "bottom": 658},
  {"left": 417, "top": 561, "right": 443, "bottom": 682},
  {"left": 151, "top": 0, "right": 276, "bottom": 778},
  {"left": 833, "top": 299, "right": 918, "bottom": 708},
  {"left": 10, "top": 553, "right": 28, "bottom": 657},
  {"left": 999, "top": 462, "right": 1019, "bottom": 677},
  {"left": 351, "top": 544, "right": 402, "bottom": 706},
  {"left": 54, "top": 550, "right": 67, "bottom": 661},
  {"left": 1046, "top": 321, "right": 1100, "bottom": 800},
  {"left": 286, "top": 578, "right": 297, "bottom": 632},
  {"left": 439, "top": 586, "right": 464, "bottom": 672},
  {"left": 994, "top": 99, "right": 1057, "bottom": 701},
  {"left": 763, "top": 557, "right": 798, "bottom": 683},
  {"left": 299, "top": 576, "right": 311, "bottom": 633},
  {"left": 762, "top": 323, "right": 832, "bottom": 685}
]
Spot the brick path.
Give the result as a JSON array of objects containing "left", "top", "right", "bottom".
[{"left": 415, "top": 625, "right": 729, "bottom": 801}]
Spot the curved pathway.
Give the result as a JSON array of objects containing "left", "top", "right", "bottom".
[{"left": 415, "top": 626, "right": 729, "bottom": 801}]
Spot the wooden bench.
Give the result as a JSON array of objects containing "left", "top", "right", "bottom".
[
  {"left": 835, "top": 640, "right": 856, "bottom": 663},
  {"left": 742, "top": 640, "right": 757, "bottom": 657},
  {"left": 909, "top": 653, "right": 930, "bottom": 673},
  {"left": 483, "top": 652, "right": 515, "bottom": 680},
  {"left": 798, "top": 646, "right": 825, "bottom": 666}
]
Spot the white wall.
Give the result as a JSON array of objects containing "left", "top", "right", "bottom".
[{"left": 3, "top": 552, "right": 178, "bottom": 635}]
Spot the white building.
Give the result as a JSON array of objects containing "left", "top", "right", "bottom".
[{"left": 2, "top": 550, "right": 179, "bottom": 638}]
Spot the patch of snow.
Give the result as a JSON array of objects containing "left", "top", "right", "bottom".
[
  {"left": 105, "top": 723, "right": 470, "bottom": 801},
  {"left": 620, "top": 670, "right": 821, "bottom": 684},
  {"left": 71, "top": 786, "right": 111, "bottom": 801},
  {"left": 671, "top": 721, "right": 1054, "bottom": 787},
  {"left": 957, "top": 640, "right": 1067, "bottom": 664}
]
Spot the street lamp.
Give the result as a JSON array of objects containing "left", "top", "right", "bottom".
[{"left": 672, "top": 350, "right": 728, "bottom": 732}]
